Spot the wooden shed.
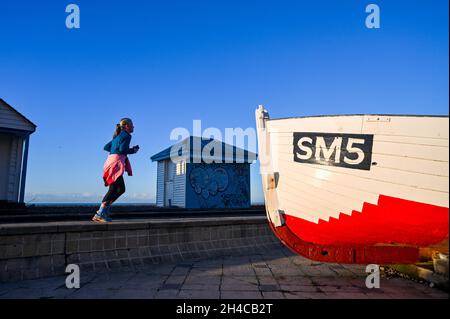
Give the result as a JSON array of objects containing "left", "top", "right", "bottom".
[
  {"left": 0, "top": 99, "right": 36, "bottom": 206},
  {"left": 150, "top": 136, "right": 257, "bottom": 209}
]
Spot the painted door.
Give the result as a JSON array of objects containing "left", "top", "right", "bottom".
[
  {"left": 0, "top": 134, "right": 12, "bottom": 200},
  {"left": 164, "top": 160, "right": 175, "bottom": 206}
]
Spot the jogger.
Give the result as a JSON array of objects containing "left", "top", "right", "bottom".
[{"left": 93, "top": 118, "right": 139, "bottom": 223}]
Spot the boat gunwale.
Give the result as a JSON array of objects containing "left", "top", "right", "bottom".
[{"left": 267, "top": 114, "right": 449, "bottom": 121}]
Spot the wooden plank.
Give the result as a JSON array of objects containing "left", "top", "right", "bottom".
[{"left": 275, "top": 158, "right": 448, "bottom": 208}]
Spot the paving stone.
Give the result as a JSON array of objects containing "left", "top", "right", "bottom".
[
  {"left": 328, "top": 265, "right": 356, "bottom": 277},
  {"left": 0, "top": 288, "right": 51, "bottom": 299},
  {"left": 143, "top": 265, "right": 174, "bottom": 275},
  {"left": 298, "top": 265, "right": 337, "bottom": 277},
  {"left": 42, "top": 287, "right": 78, "bottom": 299},
  {"left": 192, "top": 260, "right": 223, "bottom": 268},
  {"left": 181, "top": 283, "right": 220, "bottom": 291},
  {"left": 124, "top": 274, "right": 164, "bottom": 289},
  {"left": 0, "top": 283, "right": 19, "bottom": 297},
  {"left": 324, "top": 292, "right": 371, "bottom": 299},
  {"left": 318, "top": 286, "right": 364, "bottom": 293},
  {"left": 223, "top": 256, "right": 251, "bottom": 266},
  {"left": 178, "top": 289, "right": 220, "bottom": 299},
  {"left": 221, "top": 291, "right": 263, "bottom": 299},
  {"left": 280, "top": 284, "right": 320, "bottom": 293},
  {"left": 223, "top": 265, "right": 255, "bottom": 276},
  {"left": 275, "top": 276, "right": 315, "bottom": 286},
  {"left": 253, "top": 267, "right": 273, "bottom": 277},
  {"left": 112, "top": 288, "right": 157, "bottom": 299},
  {"left": 154, "top": 289, "right": 180, "bottom": 299},
  {"left": 190, "top": 268, "right": 222, "bottom": 276},
  {"left": 283, "top": 291, "right": 329, "bottom": 299},
  {"left": 185, "top": 275, "right": 221, "bottom": 285},
  {"left": 222, "top": 275, "right": 258, "bottom": 285},
  {"left": 310, "top": 276, "right": 355, "bottom": 286},
  {"left": 256, "top": 275, "right": 278, "bottom": 285},
  {"left": 67, "top": 288, "right": 118, "bottom": 299},
  {"left": 13, "top": 275, "right": 66, "bottom": 290},
  {"left": 259, "top": 284, "right": 280, "bottom": 292},
  {"left": 165, "top": 275, "right": 186, "bottom": 285},
  {"left": 221, "top": 276, "right": 259, "bottom": 291},
  {"left": 1, "top": 241, "right": 448, "bottom": 300},
  {"left": 262, "top": 291, "right": 284, "bottom": 299}
]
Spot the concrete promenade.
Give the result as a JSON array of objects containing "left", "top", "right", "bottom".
[{"left": 1, "top": 243, "right": 447, "bottom": 299}]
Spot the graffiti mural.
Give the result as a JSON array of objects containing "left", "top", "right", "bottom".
[
  {"left": 189, "top": 167, "right": 229, "bottom": 199},
  {"left": 186, "top": 163, "right": 250, "bottom": 209}
]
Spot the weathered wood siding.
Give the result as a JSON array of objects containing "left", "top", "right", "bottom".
[
  {"left": 0, "top": 134, "right": 24, "bottom": 202},
  {"left": 156, "top": 161, "right": 165, "bottom": 207},
  {"left": 155, "top": 159, "right": 186, "bottom": 207},
  {"left": 172, "top": 160, "right": 186, "bottom": 207}
]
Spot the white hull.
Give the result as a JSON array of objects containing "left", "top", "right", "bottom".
[{"left": 255, "top": 105, "right": 449, "bottom": 264}]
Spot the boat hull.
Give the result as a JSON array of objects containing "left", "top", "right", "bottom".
[{"left": 255, "top": 106, "right": 449, "bottom": 264}]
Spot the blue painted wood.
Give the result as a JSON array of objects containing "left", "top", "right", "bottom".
[
  {"left": 185, "top": 163, "right": 250, "bottom": 209},
  {"left": 150, "top": 136, "right": 257, "bottom": 163},
  {"left": 19, "top": 135, "right": 30, "bottom": 203}
]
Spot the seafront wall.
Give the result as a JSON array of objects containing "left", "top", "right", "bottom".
[{"left": 0, "top": 216, "right": 280, "bottom": 282}]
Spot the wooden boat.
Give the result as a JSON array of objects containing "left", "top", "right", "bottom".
[{"left": 255, "top": 105, "right": 449, "bottom": 264}]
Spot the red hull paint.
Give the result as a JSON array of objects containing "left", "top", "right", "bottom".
[{"left": 271, "top": 195, "right": 449, "bottom": 264}]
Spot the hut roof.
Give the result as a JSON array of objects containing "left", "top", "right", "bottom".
[
  {"left": 0, "top": 98, "right": 37, "bottom": 133},
  {"left": 150, "top": 136, "right": 257, "bottom": 163}
]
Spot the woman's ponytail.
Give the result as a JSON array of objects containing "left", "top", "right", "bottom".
[{"left": 113, "top": 123, "right": 121, "bottom": 138}]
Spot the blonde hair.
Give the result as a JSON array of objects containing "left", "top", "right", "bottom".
[{"left": 114, "top": 118, "right": 133, "bottom": 137}]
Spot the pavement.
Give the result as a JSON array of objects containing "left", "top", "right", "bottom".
[{"left": 0, "top": 245, "right": 447, "bottom": 299}]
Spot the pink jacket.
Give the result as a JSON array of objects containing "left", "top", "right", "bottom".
[{"left": 102, "top": 154, "right": 133, "bottom": 186}]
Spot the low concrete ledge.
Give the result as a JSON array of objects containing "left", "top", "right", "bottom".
[
  {"left": 0, "top": 216, "right": 267, "bottom": 235},
  {"left": 0, "top": 216, "right": 280, "bottom": 282}
]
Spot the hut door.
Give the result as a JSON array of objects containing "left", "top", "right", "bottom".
[
  {"left": 164, "top": 160, "right": 175, "bottom": 206},
  {"left": 0, "top": 134, "right": 11, "bottom": 200}
]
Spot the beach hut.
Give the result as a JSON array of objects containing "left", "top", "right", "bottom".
[
  {"left": 0, "top": 99, "right": 36, "bottom": 206},
  {"left": 150, "top": 136, "right": 257, "bottom": 209}
]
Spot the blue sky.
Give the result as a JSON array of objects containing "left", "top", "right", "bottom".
[{"left": 0, "top": 0, "right": 448, "bottom": 204}]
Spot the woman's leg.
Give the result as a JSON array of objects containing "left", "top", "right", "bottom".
[
  {"left": 94, "top": 176, "right": 125, "bottom": 221},
  {"left": 103, "top": 176, "right": 125, "bottom": 205},
  {"left": 102, "top": 178, "right": 121, "bottom": 206}
]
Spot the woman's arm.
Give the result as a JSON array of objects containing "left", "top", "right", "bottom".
[
  {"left": 104, "top": 141, "right": 112, "bottom": 152},
  {"left": 118, "top": 134, "right": 136, "bottom": 154}
]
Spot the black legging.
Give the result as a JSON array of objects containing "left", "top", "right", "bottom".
[{"left": 102, "top": 175, "right": 126, "bottom": 204}]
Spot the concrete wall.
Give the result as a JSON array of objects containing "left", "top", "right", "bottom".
[
  {"left": 0, "top": 217, "right": 279, "bottom": 282},
  {"left": 186, "top": 163, "right": 251, "bottom": 209}
]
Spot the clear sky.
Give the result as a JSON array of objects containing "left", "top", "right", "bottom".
[{"left": 1, "top": 0, "right": 448, "bottom": 204}]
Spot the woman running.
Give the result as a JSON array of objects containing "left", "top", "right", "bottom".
[{"left": 93, "top": 118, "right": 139, "bottom": 222}]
